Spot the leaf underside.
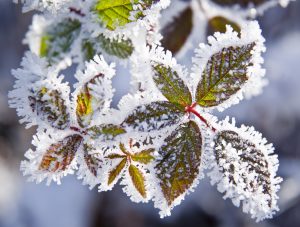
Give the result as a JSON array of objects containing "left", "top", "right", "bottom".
[
  {"left": 152, "top": 64, "right": 192, "bottom": 107},
  {"left": 98, "top": 34, "right": 134, "bottom": 59},
  {"left": 129, "top": 164, "right": 147, "bottom": 198},
  {"left": 207, "top": 16, "right": 241, "bottom": 37},
  {"left": 155, "top": 121, "right": 202, "bottom": 205},
  {"left": 39, "top": 134, "right": 83, "bottom": 172},
  {"left": 76, "top": 74, "right": 105, "bottom": 128},
  {"left": 122, "top": 101, "right": 185, "bottom": 132},
  {"left": 29, "top": 87, "right": 70, "bottom": 130},
  {"left": 161, "top": 6, "right": 193, "bottom": 55},
  {"left": 196, "top": 42, "right": 255, "bottom": 107},
  {"left": 215, "top": 130, "right": 272, "bottom": 207}
]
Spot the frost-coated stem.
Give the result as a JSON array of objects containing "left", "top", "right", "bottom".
[{"left": 186, "top": 103, "right": 217, "bottom": 132}]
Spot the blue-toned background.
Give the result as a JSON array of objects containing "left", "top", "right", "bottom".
[{"left": 0, "top": 1, "right": 300, "bottom": 227}]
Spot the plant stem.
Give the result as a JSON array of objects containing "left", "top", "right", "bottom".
[{"left": 186, "top": 104, "right": 217, "bottom": 132}]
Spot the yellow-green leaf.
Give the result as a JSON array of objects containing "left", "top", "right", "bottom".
[
  {"left": 155, "top": 121, "right": 202, "bottom": 205},
  {"left": 87, "top": 124, "right": 126, "bottom": 140},
  {"left": 93, "top": 0, "right": 139, "bottom": 30},
  {"left": 196, "top": 43, "right": 255, "bottom": 107},
  {"left": 108, "top": 158, "right": 127, "bottom": 185},
  {"left": 129, "top": 164, "right": 147, "bottom": 198},
  {"left": 39, "top": 135, "right": 83, "bottom": 172},
  {"left": 152, "top": 64, "right": 192, "bottom": 107},
  {"left": 132, "top": 149, "right": 155, "bottom": 164}
]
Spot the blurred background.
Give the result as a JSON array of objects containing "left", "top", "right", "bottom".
[{"left": 0, "top": 1, "right": 300, "bottom": 227}]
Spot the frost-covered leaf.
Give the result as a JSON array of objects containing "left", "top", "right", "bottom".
[
  {"left": 98, "top": 34, "right": 134, "bottom": 59},
  {"left": 161, "top": 6, "right": 193, "bottom": 55},
  {"left": 123, "top": 101, "right": 185, "bottom": 132},
  {"left": 129, "top": 164, "right": 147, "bottom": 198},
  {"left": 39, "top": 134, "right": 83, "bottom": 172},
  {"left": 196, "top": 43, "right": 255, "bottom": 107},
  {"left": 211, "top": 0, "right": 267, "bottom": 7},
  {"left": 29, "top": 87, "right": 70, "bottom": 130},
  {"left": 132, "top": 149, "right": 155, "bottom": 164},
  {"left": 152, "top": 64, "right": 192, "bottom": 107},
  {"left": 76, "top": 74, "right": 106, "bottom": 128},
  {"left": 108, "top": 158, "right": 127, "bottom": 185},
  {"left": 207, "top": 16, "right": 241, "bottom": 37},
  {"left": 87, "top": 124, "right": 126, "bottom": 140},
  {"left": 155, "top": 121, "right": 202, "bottom": 206},
  {"left": 210, "top": 120, "right": 282, "bottom": 221},
  {"left": 83, "top": 144, "right": 101, "bottom": 177},
  {"left": 40, "top": 18, "right": 81, "bottom": 62}
]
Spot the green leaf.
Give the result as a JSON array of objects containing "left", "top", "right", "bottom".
[
  {"left": 87, "top": 124, "right": 126, "bottom": 140},
  {"left": 29, "top": 87, "right": 70, "bottom": 130},
  {"left": 108, "top": 158, "right": 127, "bottom": 185},
  {"left": 129, "top": 164, "right": 147, "bottom": 198},
  {"left": 83, "top": 144, "right": 101, "bottom": 177},
  {"left": 207, "top": 16, "right": 241, "bottom": 37},
  {"left": 122, "top": 101, "right": 185, "bottom": 132},
  {"left": 39, "top": 134, "right": 83, "bottom": 172},
  {"left": 82, "top": 39, "right": 96, "bottom": 61},
  {"left": 132, "top": 149, "right": 155, "bottom": 164},
  {"left": 214, "top": 130, "right": 273, "bottom": 206},
  {"left": 98, "top": 34, "right": 134, "bottom": 59},
  {"left": 211, "top": 0, "right": 267, "bottom": 7},
  {"left": 155, "top": 121, "right": 202, "bottom": 205},
  {"left": 161, "top": 7, "right": 193, "bottom": 55},
  {"left": 106, "top": 153, "right": 126, "bottom": 159},
  {"left": 196, "top": 42, "right": 255, "bottom": 107},
  {"left": 93, "top": 0, "right": 139, "bottom": 30},
  {"left": 152, "top": 64, "right": 192, "bottom": 107},
  {"left": 40, "top": 19, "right": 81, "bottom": 62},
  {"left": 76, "top": 74, "right": 105, "bottom": 128}
]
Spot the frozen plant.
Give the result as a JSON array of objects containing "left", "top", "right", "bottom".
[{"left": 10, "top": 0, "right": 293, "bottom": 222}]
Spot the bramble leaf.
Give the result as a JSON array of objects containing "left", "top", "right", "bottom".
[
  {"left": 155, "top": 121, "right": 202, "bottom": 206},
  {"left": 87, "top": 124, "right": 126, "bottom": 140},
  {"left": 129, "top": 164, "right": 147, "bottom": 198},
  {"left": 39, "top": 134, "right": 83, "bottom": 172},
  {"left": 108, "top": 158, "right": 127, "bottom": 185},
  {"left": 82, "top": 40, "right": 96, "bottom": 61},
  {"left": 161, "top": 7, "right": 193, "bottom": 55},
  {"left": 83, "top": 144, "right": 101, "bottom": 177},
  {"left": 196, "top": 42, "right": 255, "bottom": 107},
  {"left": 214, "top": 130, "right": 274, "bottom": 207},
  {"left": 29, "top": 87, "right": 70, "bottom": 130},
  {"left": 76, "top": 74, "right": 105, "bottom": 128},
  {"left": 40, "top": 19, "right": 81, "bottom": 62},
  {"left": 132, "top": 149, "right": 155, "bottom": 164},
  {"left": 207, "top": 16, "right": 241, "bottom": 37},
  {"left": 122, "top": 101, "right": 185, "bottom": 132},
  {"left": 152, "top": 64, "right": 192, "bottom": 107},
  {"left": 98, "top": 34, "right": 134, "bottom": 59}
]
